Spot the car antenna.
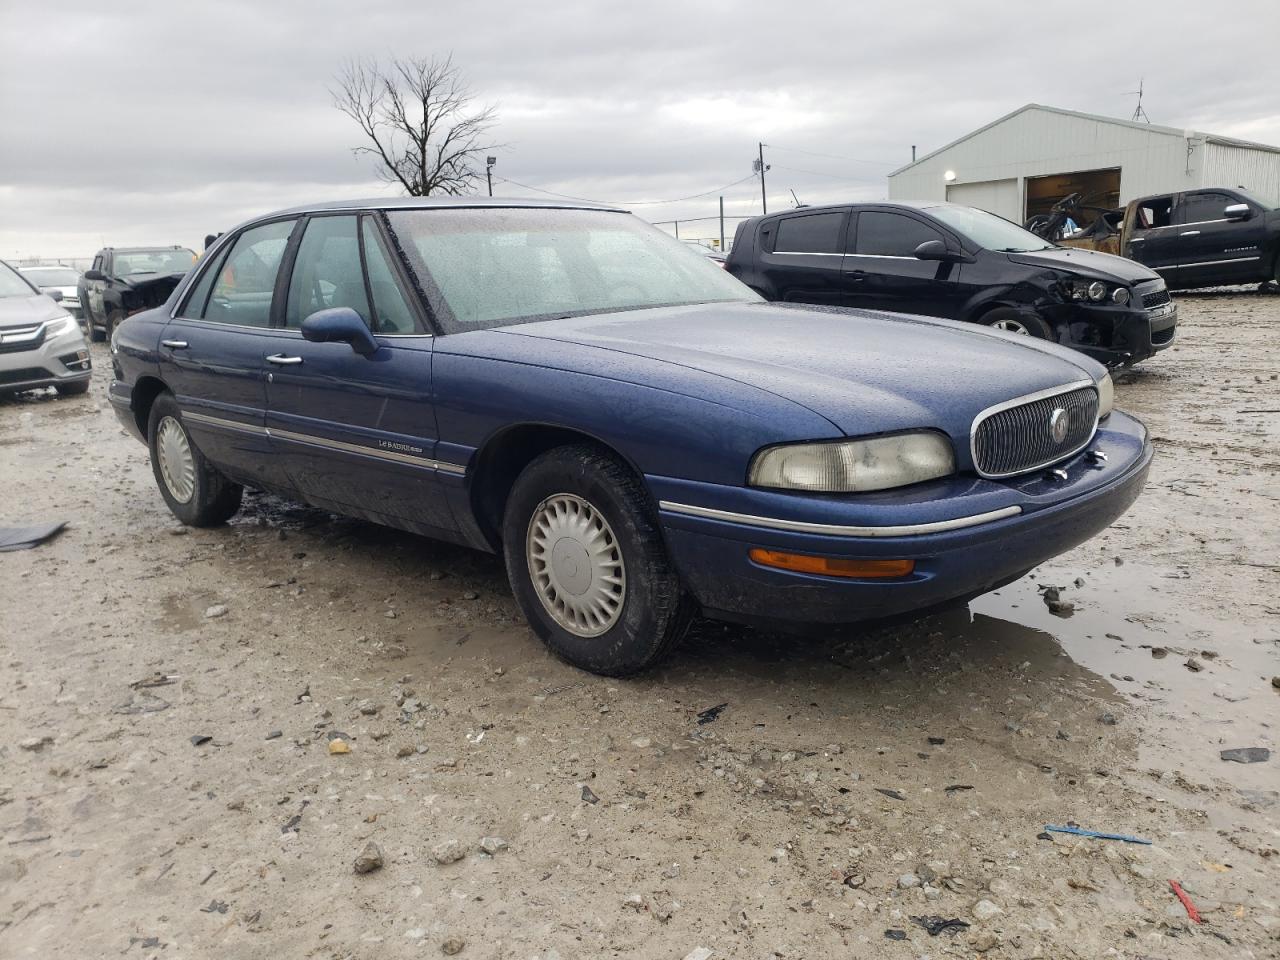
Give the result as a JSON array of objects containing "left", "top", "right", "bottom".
[{"left": 789, "top": 189, "right": 806, "bottom": 208}]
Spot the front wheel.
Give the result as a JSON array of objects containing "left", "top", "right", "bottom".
[
  {"left": 981, "top": 307, "right": 1052, "bottom": 339},
  {"left": 502, "top": 445, "right": 693, "bottom": 676},
  {"left": 147, "top": 392, "right": 243, "bottom": 526}
]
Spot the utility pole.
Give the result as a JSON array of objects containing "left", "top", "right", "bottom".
[
  {"left": 911, "top": 145, "right": 917, "bottom": 162},
  {"left": 486, "top": 156, "right": 496, "bottom": 196},
  {"left": 758, "top": 142, "right": 768, "bottom": 214},
  {"left": 719, "top": 196, "right": 725, "bottom": 250}
]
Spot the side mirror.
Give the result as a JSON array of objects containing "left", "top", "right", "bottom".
[
  {"left": 914, "top": 239, "right": 961, "bottom": 262},
  {"left": 83, "top": 269, "right": 107, "bottom": 281},
  {"left": 300, "top": 307, "right": 378, "bottom": 356},
  {"left": 44, "top": 288, "right": 64, "bottom": 302},
  {"left": 1224, "top": 203, "right": 1251, "bottom": 221}
]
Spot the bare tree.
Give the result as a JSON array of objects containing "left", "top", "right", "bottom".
[{"left": 333, "top": 55, "right": 497, "bottom": 196}]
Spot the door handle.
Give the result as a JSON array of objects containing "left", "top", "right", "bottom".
[
  {"left": 1129, "top": 237, "right": 1146, "bottom": 243},
  {"left": 266, "top": 354, "right": 304, "bottom": 366},
  {"left": 844, "top": 270, "right": 867, "bottom": 282},
  {"left": 1180, "top": 230, "right": 1200, "bottom": 237},
  {"left": 161, "top": 339, "right": 188, "bottom": 349}
]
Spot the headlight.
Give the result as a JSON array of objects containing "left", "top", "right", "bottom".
[
  {"left": 1087, "top": 281, "right": 1106, "bottom": 301},
  {"left": 1096, "top": 373, "right": 1114, "bottom": 419},
  {"left": 44, "top": 316, "right": 78, "bottom": 338},
  {"left": 1111, "top": 287, "right": 1130, "bottom": 306},
  {"left": 749, "top": 432, "right": 956, "bottom": 493},
  {"left": 1063, "top": 279, "right": 1126, "bottom": 304}
]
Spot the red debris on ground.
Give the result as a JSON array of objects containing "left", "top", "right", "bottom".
[{"left": 1169, "top": 879, "right": 1203, "bottom": 924}]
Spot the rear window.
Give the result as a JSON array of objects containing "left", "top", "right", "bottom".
[{"left": 772, "top": 212, "right": 844, "bottom": 254}]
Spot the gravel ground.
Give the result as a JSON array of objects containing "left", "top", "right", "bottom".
[{"left": 2, "top": 294, "right": 1278, "bottom": 959}]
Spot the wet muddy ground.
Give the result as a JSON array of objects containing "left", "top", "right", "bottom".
[{"left": 2, "top": 294, "right": 1278, "bottom": 959}]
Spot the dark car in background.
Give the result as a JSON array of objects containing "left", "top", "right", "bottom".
[
  {"left": 726, "top": 201, "right": 1176, "bottom": 366},
  {"left": 108, "top": 198, "right": 1149, "bottom": 676},
  {"left": 79, "top": 246, "right": 196, "bottom": 341}
]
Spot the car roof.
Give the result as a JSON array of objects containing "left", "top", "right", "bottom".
[
  {"left": 762, "top": 200, "right": 955, "bottom": 217},
  {"left": 266, "top": 195, "right": 627, "bottom": 218},
  {"left": 104, "top": 246, "right": 193, "bottom": 253}
]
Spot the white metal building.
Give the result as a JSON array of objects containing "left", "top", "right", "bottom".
[{"left": 888, "top": 104, "right": 1280, "bottom": 224}]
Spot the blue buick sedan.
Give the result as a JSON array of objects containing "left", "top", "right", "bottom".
[{"left": 109, "top": 198, "right": 1151, "bottom": 675}]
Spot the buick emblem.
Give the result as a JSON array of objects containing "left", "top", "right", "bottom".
[{"left": 1049, "top": 407, "right": 1070, "bottom": 444}]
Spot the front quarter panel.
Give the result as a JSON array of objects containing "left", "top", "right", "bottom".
[{"left": 107, "top": 308, "right": 168, "bottom": 442}]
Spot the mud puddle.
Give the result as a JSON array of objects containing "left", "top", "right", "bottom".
[{"left": 974, "top": 561, "right": 1279, "bottom": 790}]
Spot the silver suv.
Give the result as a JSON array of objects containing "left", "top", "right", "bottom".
[{"left": 0, "top": 259, "right": 91, "bottom": 396}]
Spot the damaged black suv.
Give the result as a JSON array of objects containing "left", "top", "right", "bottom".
[
  {"left": 726, "top": 201, "right": 1176, "bottom": 366},
  {"left": 79, "top": 246, "right": 196, "bottom": 342}
]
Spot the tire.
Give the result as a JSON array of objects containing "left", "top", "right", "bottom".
[
  {"left": 55, "top": 379, "right": 91, "bottom": 396},
  {"left": 501, "top": 444, "right": 694, "bottom": 676},
  {"left": 105, "top": 309, "right": 124, "bottom": 341},
  {"left": 980, "top": 307, "right": 1053, "bottom": 339},
  {"left": 146, "top": 392, "right": 243, "bottom": 526},
  {"left": 85, "top": 305, "right": 105, "bottom": 342}
]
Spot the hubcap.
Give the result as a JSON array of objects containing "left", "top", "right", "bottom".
[
  {"left": 155, "top": 415, "right": 196, "bottom": 503},
  {"left": 991, "top": 317, "right": 1030, "bottom": 335},
  {"left": 526, "top": 493, "right": 626, "bottom": 638}
]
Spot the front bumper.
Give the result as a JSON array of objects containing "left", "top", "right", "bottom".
[
  {"left": 1051, "top": 300, "right": 1177, "bottom": 366},
  {"left": 0, "top": 323, "right": 92, "bottom": 393},
  {"left": 653, "top": 411, "right": 1151, "bottom": 627}
]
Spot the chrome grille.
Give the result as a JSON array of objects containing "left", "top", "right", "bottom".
[
  {"left": 1142, "top": 288, "right": 1171, "bottom": 309},
  {"left": 971, "top": 385, "right": 1099, "bottom": 478}
]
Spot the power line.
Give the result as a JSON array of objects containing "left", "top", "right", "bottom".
[
  {"left": 763, "top": 143, "right": 897, "bottom": 167},
  {"left": 494, "top": 172, "right": 759, "bottom": 207}
]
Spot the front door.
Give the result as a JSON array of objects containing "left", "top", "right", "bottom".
[
  {"left": 85, "top": 253, "right": 107, "bottom": 324},
  {"left": 1125, "top": 195, "right": 1180, "bottom": 285},
  {"left": 842, "top": 209, "right": 966, "bottom": 317},
  {"left": 1173, "top": 190, "right": 1269, "bottom": 284},
  {"left": 158, "top": 218, "right": 297, "bottom": 490},
  {"left": 755, "top": 209, "right": 848, "bottom": 304},
  {"left": 263, "top": 213, "right": 455, "bottom": 534}
]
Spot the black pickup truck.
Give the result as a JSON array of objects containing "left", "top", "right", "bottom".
[
  {"left": 79, "top": 246, "right": 196, "bottom": 341},
  {"left": 1055, "top": 187, "right": 1280, "bottom": 291}
]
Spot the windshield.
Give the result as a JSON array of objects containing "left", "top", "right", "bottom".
[
  {"left": 927, "top": 205, "right": 1054, "bottom": 252},
  {"left": 0, "top": 261, "right": 38, "bottom": 298},
  {"left": 112, "top": 249, "right": 196, "bottom": 277},
  {"left": 385, "top": 207, "right": 756, "bottom": 333},
  {"left": 21, "top": 267, "right": 79, "bottom": 287},
  {"left": 1233, "top": 187, "right": 1274, "bottom": 211}
]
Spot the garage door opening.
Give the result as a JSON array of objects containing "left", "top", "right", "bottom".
[
  {"left": 1025, "top": 168, "right": 1121, "bottom": 226},
  {"left": 944, "top": 178, "right": 1019, "bottom": 222}
]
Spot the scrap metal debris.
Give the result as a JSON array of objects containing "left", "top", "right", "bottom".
[
  {"left": 1220, "top": 747, "right": 1270, "bottom": 764},
  {"left": 1169, "top": 879, "right": 1203, "bottom": 924},
  {"left": 1043, "top": 824, "right": 1152, "bottom": 845},
  {"left": 0, "top": 522, "right": 67, "bottom": 552},
  {"left": 581, "top": 785, "right": 600, "bottom": 805},
  {"left": 875, "top": 788, "right": 906, "bottom": 801},
  {"left": 911, "top": 915, "right": 970, "bottom": 937},
  {"left": 696, "top": 703, "right": 728, "bottom": 725},
  {"left": 199, "top": 900, "right": 228, "bottom": 914}
]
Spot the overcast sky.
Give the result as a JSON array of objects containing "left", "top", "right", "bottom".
[{"left": 2, "top": 1, "right": 1277, "bottom": 259}]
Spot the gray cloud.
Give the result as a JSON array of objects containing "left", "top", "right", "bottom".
[{"left": 2, "top": 0, "right": 1276, "bottom": 256}]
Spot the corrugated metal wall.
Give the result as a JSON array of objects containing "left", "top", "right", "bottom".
[
  {"left": 1201, "top": 143, "right": 1280, "bottom": 205},
  {"left": 889, "top": 107, "right": 1280, "bottom": 219}
]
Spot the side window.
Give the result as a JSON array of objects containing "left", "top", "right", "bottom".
[
  {"left": 1178, "top": 192, "right": 1232, "bottom": 225},
  {"left": 91, "top": 255, "right": 103, "bottom": 272},
  {"left": 773, "top": 212, "right": 845, "bottom": 254},
  {"left": 202, "top": 220, "right": 294, "bottom": 327},
  {"left": 854, "top": 212, "right": 944, "bottom": 257},
  {"left": 1134, "top": 197, "right": 1173, "bottom": 230},
  {"left": 361, "top": 217, "right": 418, "bottom": 333},
  {"left": 285, "top": 216, "right": 371, "bottom": 329}
]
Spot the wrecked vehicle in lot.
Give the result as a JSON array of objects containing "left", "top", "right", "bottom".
[
  {"left": 108, "top": 198, "right": 1151, "bottom": 675},
  {"left": 79, "top": 246, "right": 196, "bottom": 342},
  {"left": 0, "top": 259, "right": 91, "bottom": 396},
  {"left": 725, "top": 201, "right": 1176, "bottom": 366},
  {"left": 1050, "top": 188, "right": 1280, "bottom": 290}
]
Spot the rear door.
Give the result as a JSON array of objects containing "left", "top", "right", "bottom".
[
  {"left": 85, "top": 253, "right": 107, "bottom": 323},
  {"left": 263, "top": 212, "right": 455, "bottom": 533},
  {"left": 158, "top": 218, "right": 297, "bottom": 489},
  {"left": 842, "top": 209, "right": 966, "bottom": 317},
  {"left": 1124, "top": 195, "right": 1179, "bottom": 284},
  {"left": 754, "top": 209, "right": 848, "bottom": 303},
  {"left": 1173, "top": 190, "right": 1269, "bottom": 284}
]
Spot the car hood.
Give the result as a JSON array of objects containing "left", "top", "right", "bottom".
[
  {"left": 0, "top": 295, "right": 69, "bottom": 329},
  {"left": 117, "top": 271, "right": 189, "bottom": 289},
  {"left": 1005, "top": 246, "right": 1159, "bottom": 284},
  {"left": 501, "top": 302, "right": 1101, "bottom": 439}
]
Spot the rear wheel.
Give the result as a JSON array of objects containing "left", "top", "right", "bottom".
[
  {"left": 105, "top": 309, "right": 124, "bottom": 341},
  {"left": 147, "top": 392, "right": 243, "bottom": 526},
  {"left": 981, "top": 307, "right": 1053, "bottom": 339},
  {"left": 502, "top": 444, "right": 693, "bottom": 676},
  {"left": 85, "top": 305, "right": 105, "bottom": 342}
]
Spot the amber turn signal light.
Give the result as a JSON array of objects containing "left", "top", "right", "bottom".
[{"left": 748, "top": 548, "right": 914, "bottom": 579}]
